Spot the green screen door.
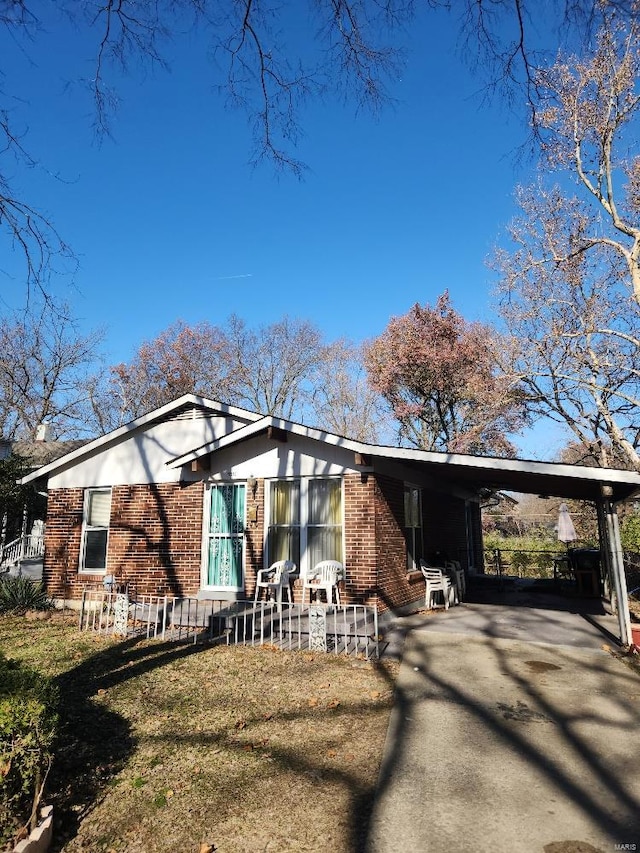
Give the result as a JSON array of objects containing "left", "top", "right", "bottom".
[{"left": 207, "top": 484, "right": 245, "bottom": 588}]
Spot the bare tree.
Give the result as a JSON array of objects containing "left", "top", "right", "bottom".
[
  {"left": 105, "top": 319, "right": 236, "bottom": 426},
  {"left": 309, "top": 339, "right": 388, "bottom": 442},
  {"left": 0, "top": 3, "right": 76, "bottom": 303},
  {"left": 458, "top": 0, "right": 635, "bottom": 112},
  {"left": 532, "top": 2, "right": 640, "bottom": 303},
  {"left": 0, "top": 301, "right": 104, "bottom": 439},
  {"left": 224, "top": 314, "right": 327, "bottom": 419},
  {"left": 495, "top": 184, "right": 640, "bottom": 469},
  {"left": 494, "top": 8, "right": 640, "bottom": 469},
  {"left": 0, "top": 0, "right": 410, "bottom": 301},
  {"left": 102, "top": 314, "right": 329, "bottom": 426},
  {"left": 2, "top": 1, "right": 633, "bottom": 303}
]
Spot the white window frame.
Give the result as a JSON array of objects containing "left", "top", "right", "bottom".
[
  {"left": 265, "top": 476, "right": 344, "bottom": 576},
  {"left": 79, "top": 487, "right": 112, "bottom": 574}
]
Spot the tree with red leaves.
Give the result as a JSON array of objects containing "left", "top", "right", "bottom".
[{"left": 363, "top": 293, "right": 525, "bottom": 456}]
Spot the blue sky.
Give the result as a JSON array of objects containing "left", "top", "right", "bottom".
[{"left": 1, "top": 4, "right": 570, "bottom": 457}]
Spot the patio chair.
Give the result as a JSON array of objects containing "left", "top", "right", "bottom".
[
  {"left": 445, "top": 560, "right": 466, "bottom": 601},
  {"left": 419, "top": 560, "right": 453, "bottom": 610},
  {"left": 254, "top": 560, "right": 296, "bottom": 605},
  {"left": 302, "top": 560, "right": 344, "bottom": 606}
]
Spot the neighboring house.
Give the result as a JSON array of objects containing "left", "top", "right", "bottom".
[
  {"left": 0, "top": 434, "right": 87, "bottom": 575},
  {"left": 18, "top": 395, "right": 640, "bottom": 628}
]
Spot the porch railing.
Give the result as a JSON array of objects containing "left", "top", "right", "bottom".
[
  {"left": 0, "top": 534, "right": 45, "bottom": 569},
  {"left": 78, "top": 590, "right": 380, "bottom": 660}
]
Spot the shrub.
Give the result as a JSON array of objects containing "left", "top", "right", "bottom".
[
  {"left": 0, "top": 576, "right": 53, "bottom": 615},
  {"left": 0, "top": 653, "right": 58, "bottom": 846},
  {"left": 536, "top": 550, "right": 554, "bottom": 572},
  {"left": 482, "top": 532, "right": 559, "bottom": 578},
  {"left": 510, "top": 550, "right": 532, "bottom": 576},
  {"left": 622, "top": 512, "right": 640, "bottom": 553},
  {"left": 482, "top": 531, "right": 505, "bottom": 553}
]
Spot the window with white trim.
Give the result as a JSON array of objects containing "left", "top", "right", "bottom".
[
  {"left": 80, "top": 488, "right": 111, "bottom": 572},
  {"left": 266, "top": 478, "right": 343, "bottom": 574},
  {"left": 267, "top": 480, "right": 301, "bottom": 568}
]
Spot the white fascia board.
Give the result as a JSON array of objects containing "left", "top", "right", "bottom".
[
  {"left": 167, "top": 417, "right": 640, "bottom": 489},
  {"left": 19, "top": 393, "right": 262, "bottom": 485},
  {"left": 167, "top": 416, "right": 366, "bottom": 468},
  {"left": 362, "top": 445, "right": 640, "bottom": 487}
]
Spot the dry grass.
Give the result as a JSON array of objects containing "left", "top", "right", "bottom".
[{"left": 0, "top": 613, "right": 399, "bottom": 853}]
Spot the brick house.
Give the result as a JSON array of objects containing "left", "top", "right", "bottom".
[{"left": 19, "top": 394, "right": 640, "bottom": 625}]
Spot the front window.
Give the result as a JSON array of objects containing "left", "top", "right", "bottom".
[
  {"left": 307, "top": 479, "right": 342, "bottom": 568},
  {"left": 267, "top": 478, "right": 343, "bottom": 573},
  {"left": 267, "top": 480, "right": 300, "bottom": 566},
  {"left": 80, "top": 488, "right": 111, "bottom": 572}
]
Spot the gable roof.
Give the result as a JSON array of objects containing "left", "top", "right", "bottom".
[
  {"left": 167, "top": 414, "right": 640, "bottom": 503},
  {"left": 18, "top": 396, "right": 640, "bottom": 503},
  {"left": 167, "top": 415, "right": 365, "bottom": 468},
  {"left": 19, "top": 394, "right": 262, "bottom": 485}
]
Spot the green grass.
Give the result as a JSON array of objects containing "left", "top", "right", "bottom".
[{"left": 0, "top": 613, "right": 398, "bottom": 853}]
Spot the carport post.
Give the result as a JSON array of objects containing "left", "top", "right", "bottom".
[{"left": 599, "top": 492, "right": 632, "bottom": 647}]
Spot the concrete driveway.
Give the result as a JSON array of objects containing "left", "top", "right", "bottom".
[{"left": 367, "top": 595, "right": 640, "bottom": 852}]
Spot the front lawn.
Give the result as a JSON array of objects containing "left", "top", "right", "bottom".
[{"left": 0, "top": 614, "right": 398, "bottom": 853}]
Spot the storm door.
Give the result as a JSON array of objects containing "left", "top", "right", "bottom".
[{"left": 207, "top": 484, "right": 245, "bottom": 589}]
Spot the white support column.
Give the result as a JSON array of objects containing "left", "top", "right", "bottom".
[{"left": 600, "top": 492, "right": 632, "bottom": 647}]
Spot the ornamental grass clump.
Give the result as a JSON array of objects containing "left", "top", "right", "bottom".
[
  {"left": 0, "top": 653, "right": 58, "bottom": 847},
  {"left": 0, "top": 576, "right": 53, "bottom": 615}
]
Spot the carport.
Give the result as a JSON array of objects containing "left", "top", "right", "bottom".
[{"left": 372, "top": 447, "right": 640, "bottom": 646}]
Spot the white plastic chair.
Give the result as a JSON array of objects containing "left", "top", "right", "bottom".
[
  {"left": 302, "top": 560, "right": 344, "bottom": 606},
  {"left": 446, "top": 560, "right": 466, "bottom": 601},
  {"left": 420, "top": 561, "right": 452, "bottom": 610},
  {"left": 254, "top": 560, "right": 296, "bottom": 605}
]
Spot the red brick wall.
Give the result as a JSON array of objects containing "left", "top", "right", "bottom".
[
  {"left": 371, "top": 480, "right": 475, "bottom": 613},
  {"left": 109, "top": 480, "right": 269, "bottom": 597},
  {"left": 342, "top": 473, "right": 377, "bottom": 606},
  {"left": 43, "top": 480, "right": 268, "bottom": 601},
  {"left": 43, "top": 474, "right": 473, "bottom": 611},
  {"left": 108, "top": 482, "right": 204, "bottom": 597},
  {"left": 244, "top": 478, "right": 265, "bottom": 598},
  {"left": 373, "top": 474, "right": 420, "bottom": 613},
  {"left": 43, "top": 488, "right": 84, "bottom": 600}
]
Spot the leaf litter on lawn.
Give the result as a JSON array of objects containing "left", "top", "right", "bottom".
[{"left": 0, "top": 616, "right": 398, "bottom": 853}]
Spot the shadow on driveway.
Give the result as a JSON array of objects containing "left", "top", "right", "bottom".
[{"left": 366, "top": 582, "right": 640, "bottom": 852}]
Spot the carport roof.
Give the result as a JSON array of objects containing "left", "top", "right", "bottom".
[
  {"left": 388, "top": 449, "right": 640, "bottom": 502},
  {"left": 167, "top": 415, "right": 640, "bottom": 504}
]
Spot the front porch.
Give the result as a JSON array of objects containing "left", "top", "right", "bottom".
[
  {"left": 78, "top": 587, "right": 381, "bottom": 659},
  {"left": 0, "top": 532, "right": 44, "bottom": 579}
]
